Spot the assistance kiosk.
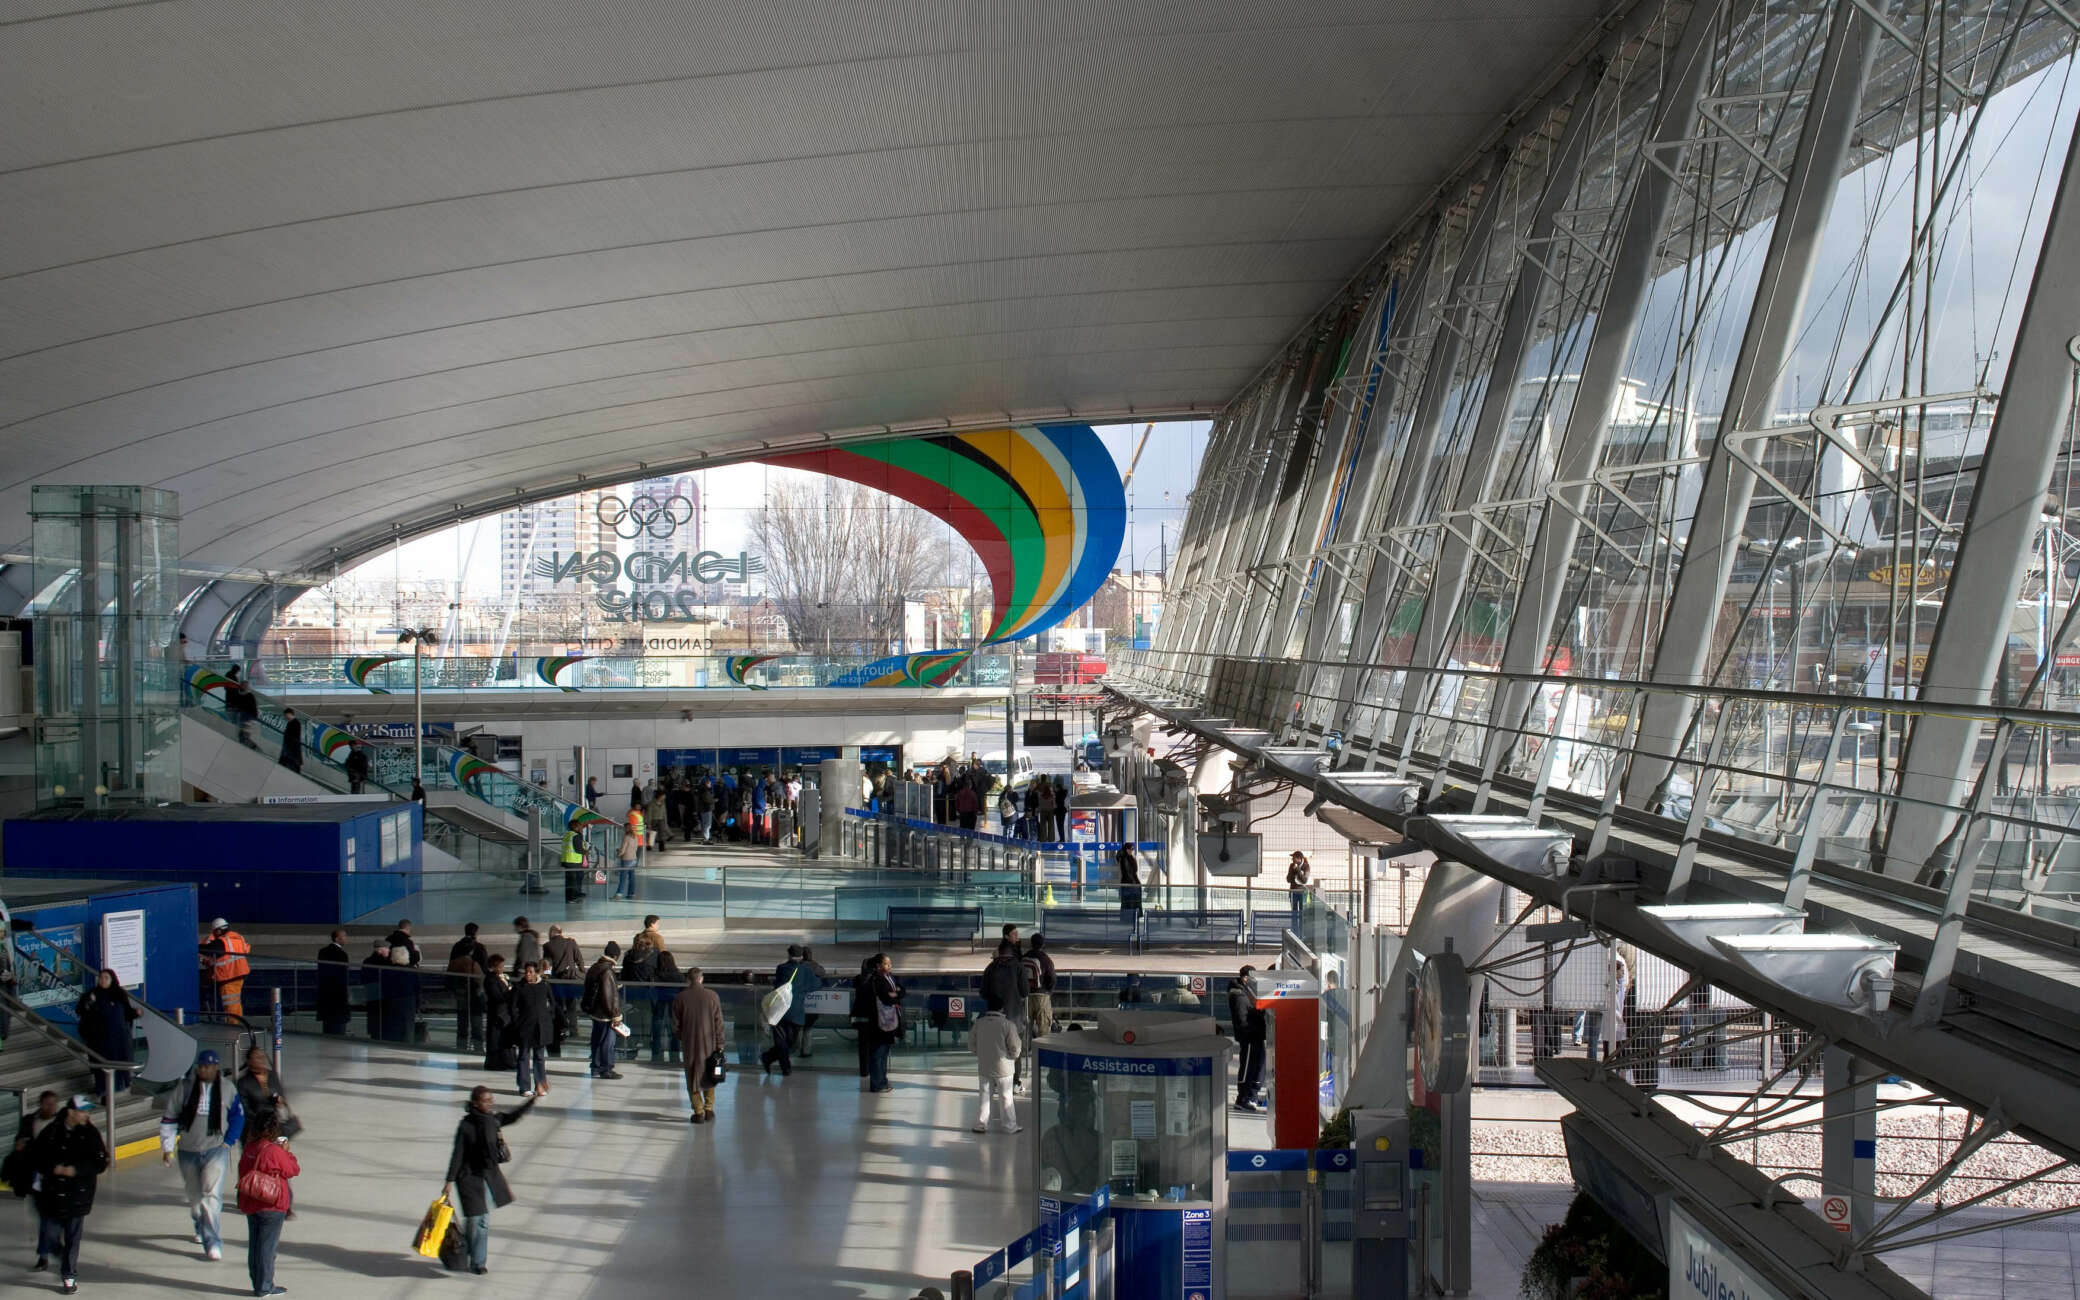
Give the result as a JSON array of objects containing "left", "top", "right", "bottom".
[{"left": 1036, "top": 1010, "right": 1232, "bottom": 1300}]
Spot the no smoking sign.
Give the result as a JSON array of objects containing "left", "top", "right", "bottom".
[{"left": 1821, "top": 1195, "right": 1850, "bottom": 1232}]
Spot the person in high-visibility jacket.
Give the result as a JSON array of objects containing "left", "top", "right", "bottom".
[
  {"left": 199, "top": 919, "right": 251, "bottom": 1017},
  {"left": 560, "top": 827, "right": 588, "bottom": 904}
]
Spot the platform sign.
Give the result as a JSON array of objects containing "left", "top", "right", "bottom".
[
  {"left": 803, "top": 989, "right": 851, "bottom": 1015},
  {"left": 780, "top": 746, "right": 840, "bottom": 766},
  {"left": 1821, "top": 1196, "right": 1849, "bottom": 1233},
  {"left": 1669, "top": 1202, "right": 1790, "bottom": 1300},
  {"left": 719, "top": 747, "right": 780, "bottom": 768}
]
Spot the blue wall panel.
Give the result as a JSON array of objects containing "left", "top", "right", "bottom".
[
  {"left": 7, "top": 882, "right": 200, "bottom": 1014},
  {"left": 6, "top": 804, "right": 420, "bottom": 927}
]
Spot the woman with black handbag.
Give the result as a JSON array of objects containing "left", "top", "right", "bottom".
[
  {"left": 668, "top": 967, "right": 726, "bottom": 1125},
  {"left": 442, "top": 1086, "right": 536, "bottom": 1276}
]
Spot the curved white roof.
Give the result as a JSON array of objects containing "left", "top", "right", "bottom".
[{"left": 0, "top": 0, "right": 1609, "bottom": 572}]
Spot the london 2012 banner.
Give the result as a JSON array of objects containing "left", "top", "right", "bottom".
[{"left": 760, "top": 423, "right": 1126, "bottom": 647}]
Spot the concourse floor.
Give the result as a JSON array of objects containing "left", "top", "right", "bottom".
[{"left": 23, "top": 1035, "right": 1036, "bottom": 1299}]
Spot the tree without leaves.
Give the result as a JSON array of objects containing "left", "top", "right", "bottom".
[{"left": 749, "top": 476, "right": 981, "bottom": 653}]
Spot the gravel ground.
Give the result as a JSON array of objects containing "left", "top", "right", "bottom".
[{"left": 1472, "top": 1102, "right": 2080, "bottom": 1210}]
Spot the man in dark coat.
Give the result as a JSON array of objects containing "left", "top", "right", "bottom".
[
  {"left": 582, "top": 943, "right": 623, "bottom": 1079},
  {"left": 1228, "top": 966, "right": 1267, "bottom": 1112},
  {"left": 443, "top": 1087, "right": 536, "bottom": 1275},
  {"left": 670, "top": 968, "right": 726, "bottom": 1124},
  {"left": 277, "top": 708, "right": 303, "bottom": 773},
  {"left": 315, "top": 929, "right": 352, "bottom": 1035},
  {"left": 31, "top": 1098, "right": 109, "bottom": 1291}
]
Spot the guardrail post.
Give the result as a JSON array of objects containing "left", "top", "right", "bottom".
[
  {"left": 103, "top": 1071, "right": 116, "bottom": 1183},
  {"left": 951, "top": 1269, "right": 974, "bottom": 1300}
]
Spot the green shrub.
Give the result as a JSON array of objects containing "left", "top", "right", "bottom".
[{"left": 1521, "top": 1190, "right": 1667, "bottom": 1300}]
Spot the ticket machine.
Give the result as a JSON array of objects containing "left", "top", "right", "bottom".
[
  {"left": 1035, "top": 1010, "right": 1232, "bottom": 1300},
  {"left": 1248, "top": 970, "right": 1322, "bottom": 1151}
]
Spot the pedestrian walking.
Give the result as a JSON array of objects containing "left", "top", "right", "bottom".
[
  {"left": 29, "top": 1096, "right": 107, "bottom": 1295},
  {"left": 235, "top": 1046, "right": 297, "bottom": 1142},
  {"left": 74, "top": 969, "right": 138, "bottom": 1094},
  {"left": 1115, "top": 842, "right": 1142, "bottom": 920},
  {"left": 442, "top": 1088, "right": 537, "bottom": 1276},
  {"left": 343, "top": 741, "right": 371, "bottom": 794},
  {"left": 159, "top": 1049, "right": 246, "bottom": 1260},
  {"left": 969, "top": 1003, "right": 1023, "bottom": 1134},
  {"left": 7, "top": 1090, "right": 62, "bottom": 1185},
  {"left": 236, "top": 1111, "right": 298, "bottom": 1297},
  {"left": 1228, "top": 967, "right": 1266, "bottom": 1112},
  {"left": 1023, "top": 934, "right": 1057, "bottom": 1045},
  {"left": 315, "top": 929, "right": 351, "bottom": 1036},
  {"left": 447, "top": 923, "right": 488, "bottom": 1052},
  {"left": 865, "top": 954, "right": 903, "bottom": 1093},
  {"left": 510, "top": 962, "right": 556, "bottom": 1098},
  {"left": 582, "top": 943, "right": 625, "bottom": 1079},
  {"left": 511, "top": 917, "right": 543, "bottom": 971},
  {"left": 669, "top": 967, "right": 726, "bottom": 1124},
  {"left": 760, "top": 944, "right": 817, "bottom": 1077},
  {"left": 277, "top": 708, "right": 303, "bottom": 773}
]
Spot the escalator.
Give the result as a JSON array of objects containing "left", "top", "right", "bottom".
[{"left": 180, "top": 666, "right": 614, "bottom": 873}]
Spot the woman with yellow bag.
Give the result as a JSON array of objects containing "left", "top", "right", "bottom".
[{"left": 441, "top": 1087, "right": 537, "bottom": 1275}]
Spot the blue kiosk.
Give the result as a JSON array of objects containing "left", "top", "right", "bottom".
[{"left": 1036, "top": 1010, "right": 1232, "bottom": 1300}]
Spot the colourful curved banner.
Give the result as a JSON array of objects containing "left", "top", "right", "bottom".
[
  {"left": 182, "top": 665, "right": 235, "bottom": 699},
  {"left": 310, "top": 722, "right": 356, "bottom": 763},
  {"left": 343, "top": 656, "right": 407, "bottom": 693},
  {"left": 829, "top": 649, "right": 973, "bottom": 688},
  {"left": 445, "top": 748, "right": 501, "bottom": 791},
  {"left": 726, "top": 654, "right": 778, "bottom": 689},
  {"left": 533, "top": 656, "right": 584, "bottom": 691},
  {"left": 761, "top": 423, "right": 1125, "bottom": 644}
]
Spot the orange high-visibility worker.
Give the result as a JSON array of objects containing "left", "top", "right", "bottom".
[{"left": 200, "top": 918, "right": 251, "bottom": 1016}]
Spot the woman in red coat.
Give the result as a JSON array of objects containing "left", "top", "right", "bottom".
[{"left": 236, "top": 1112, "right": 299, "bottom": 1297}]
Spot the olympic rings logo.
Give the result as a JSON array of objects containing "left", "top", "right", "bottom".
[{"left": 596, "top": 493, "right": 694, "bottom": 540}]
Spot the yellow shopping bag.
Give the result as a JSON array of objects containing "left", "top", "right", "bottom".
[{"left": 413, "top": 1195, "right": 455, "bottom": 1258}]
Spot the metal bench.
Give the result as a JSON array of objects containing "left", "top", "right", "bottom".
[
  {"left": 1141, "top": 909, "right": 1246, "bottom": 950},
  {"left": 882, "top": 904, "right": 985, "bottom": 949},
  {"left": 1033, "top": 909, "right": 1141, "bottom": 948}
]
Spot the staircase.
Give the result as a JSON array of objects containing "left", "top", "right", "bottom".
[{"left": 0, "top": 988, "right": 166, "bottom": 1161}]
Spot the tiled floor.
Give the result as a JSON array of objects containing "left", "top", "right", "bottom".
[{"left": 23, "top": 1035, "right": 2069, "bottom": 1298}]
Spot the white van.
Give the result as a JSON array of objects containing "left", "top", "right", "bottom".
[{"left": 981, "top": 750, "right": 1035, "bottom": 791}]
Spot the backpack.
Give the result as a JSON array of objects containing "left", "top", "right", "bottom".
[{"left": 1021, "top": 956, "right": 1043, "bottom": 992}]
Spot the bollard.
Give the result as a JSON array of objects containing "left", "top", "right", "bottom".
[{"left": 951, "top": 1271, "right": 974, "bottom": 1300}]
